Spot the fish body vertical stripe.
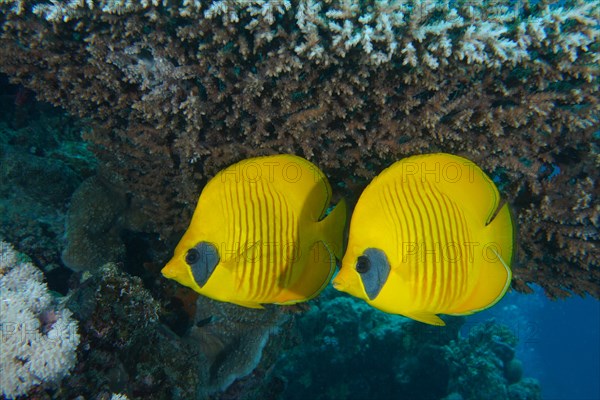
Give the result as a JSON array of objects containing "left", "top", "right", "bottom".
[
  {"left": 430, "top": 186, "right": 458, "bottom": 310},
  {"left": 421, "top": 183, "right": 441, "bottom": 308},
  {"left": 447, "top": 196, "right": 463, "bottom": 309},
  {"left": 244, "top": 179, "right": 256, "bottom": 298},
  {"left": 438, "top": 191, "right": 455, "bottom": 308},
  {"left": 264, "top": 181, "right": 278, "bottom": 298},
  {"left": 276, "top": 190, "right": 288, "bottom": 289},
  {"left": 393, "top": 182, "right": 415, "bottom": 299},
  {"left": 282, "top": 193, "right": 296, "bottom": 289},
  {"left": 403, "top": 178, "right": 430, "bottom": 309},
  {"left": 253, "top": 180, "right": 267, "bottom": 300},
  {"left": 271, "top": 186, "right": 289, "bottom": 295},
  {"left": 410, "top": 179, "right": 439, "bottom": 308},
  {"left": 393, "top": 180, "right": 421, "bottom": 306},
  {"left": 223, "top": 180, "right": 242, "bottom": 287},
  {"left": 235, "top": 177, "right": 259, "bottom": 297},
  {"left": 456, "top": 203, "right": 472, "bottom": 299},
  {"left": 235, "top": 178, "right": 248, "bottom": 288},
  {"left": 380, "top": 184, "right": 400, "bottom": 258},
  {"left": 444, "top": 191, "right": 469, "bottom": 307},
  {"left": 222, "top": 178, "right": 232, "bottom": 258},
  {"left": 262, "top": 180, "right": 278, "bottom": 300},
  {"left": 421, "top": 182, "right": 445, "bottom": 309},
  {"left": 222, "top": 177, "right": 298, "bottom": 301},
  {"left": 236, "top": 177, "right": 250, "bottom": 292}
]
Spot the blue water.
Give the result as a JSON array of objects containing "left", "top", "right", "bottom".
[{"left": 466, "top": 287, "right": 600, "bottom": 400}]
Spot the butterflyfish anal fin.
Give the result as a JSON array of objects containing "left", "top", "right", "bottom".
[
  {"left": 275, "top": 241, "right": 335, "bottom": 305},
  {"left": 231, "top": 300, "right": 265, "bottom": 309},
  {"left": 404, "top": 312, "right": 446, "bottom": 326}
]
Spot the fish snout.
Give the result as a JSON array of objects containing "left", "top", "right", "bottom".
[
  {"left": 332, "top": 275, "right": 347, "bottom": 292},
  {"left": 161, "top": 260, "right": 179, "bottom": 279},
  {"left": 161, "top": 257, "right": 200, "bottom": 291}
]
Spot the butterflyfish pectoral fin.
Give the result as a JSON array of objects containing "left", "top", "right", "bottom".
[{"left": 404, "top": 312, "right": 446, "bottom": 326}]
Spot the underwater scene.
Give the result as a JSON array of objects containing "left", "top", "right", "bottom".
[{"left": 0, "top": 0, "right": 598, "bottom": 399}]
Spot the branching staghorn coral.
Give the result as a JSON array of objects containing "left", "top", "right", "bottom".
[{"left": 0, "top": 0, "right": 598, "bottom": 298}]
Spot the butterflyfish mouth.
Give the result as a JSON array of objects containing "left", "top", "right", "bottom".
[
  {"left": 161, "top": 261, "right": 179, "bottom": 279},
  {"left": 332, "top": 277, "right": 346, "bottom": 291}
]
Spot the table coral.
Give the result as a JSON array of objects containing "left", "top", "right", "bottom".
[{"left": 0, "top": 0, "right": 598, "bottom": 298}]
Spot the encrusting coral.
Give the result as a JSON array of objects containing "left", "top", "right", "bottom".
[{"left": 0, "top": 0, "right": 598, "bottom": 298}]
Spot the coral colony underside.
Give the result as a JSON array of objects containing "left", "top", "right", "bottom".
[{"left": 0, "top": 0, "right": 598, "bottom": 398}]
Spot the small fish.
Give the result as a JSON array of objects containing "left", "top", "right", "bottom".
[
  {"left": 162, "top": 154, "right": 346, "bottom": 308},
  {"left": 333, "top": 153, "right": 513, "bottom": 326}
]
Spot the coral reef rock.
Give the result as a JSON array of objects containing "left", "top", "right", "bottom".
[
  {"left": 63, "top": 262, "right": 203, "bottom": 399},
  {"left": 274, "top": 289, "right": 540, "bottom": 400},
  {"left": 0, "top": 111, "right": 85, "bottom": 271}
]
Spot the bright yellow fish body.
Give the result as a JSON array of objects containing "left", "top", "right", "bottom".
[
  {"left": 333, "top": 153, "right": 513, "bottom": 326},
  {"left": 162, "top": 154, "right": 346, "bottom": 308}
]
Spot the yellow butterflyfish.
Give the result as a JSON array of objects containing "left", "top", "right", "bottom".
[
  {"left": 162, "top": 154, "right": 346, "bottom": 308},
  {"left": 333, "top": 153, "right": 513, "bottom": 326}
]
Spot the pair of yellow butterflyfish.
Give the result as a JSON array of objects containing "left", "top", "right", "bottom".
[{"left": 162, "top": 154, "right": 514, "bottom": 326}]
